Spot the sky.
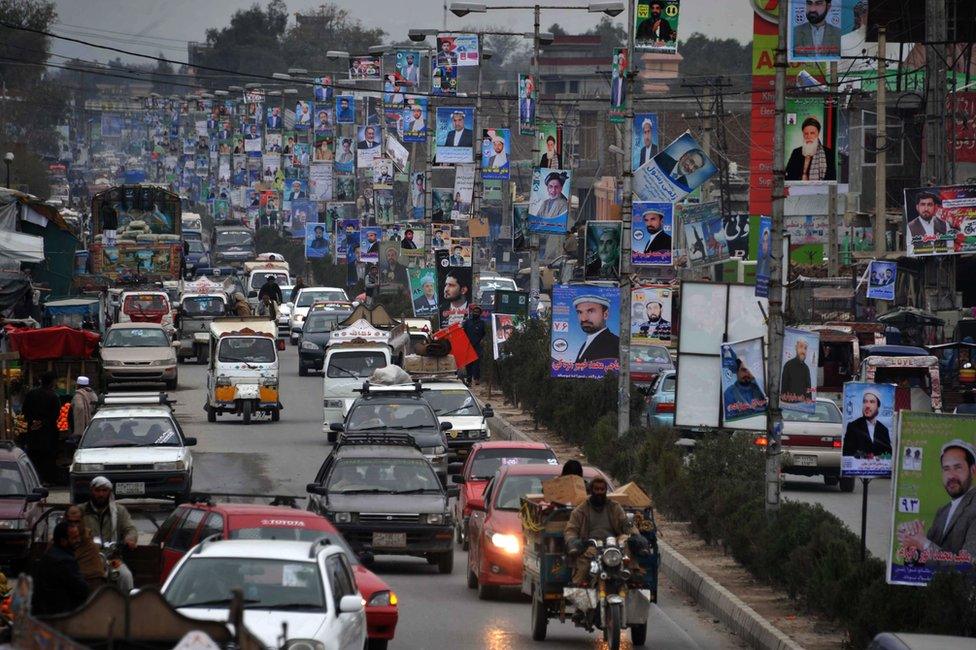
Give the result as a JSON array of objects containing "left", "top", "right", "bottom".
[{"left": 50, "top": 0, "right": 753, "bottom": 66}]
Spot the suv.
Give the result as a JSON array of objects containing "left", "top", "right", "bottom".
[
  {"left": 421, "top": 382, "right": 493, "bottom": 461},
  {"left": 306, "top": 434, "right": 458, "bottom": 574},
  {"left": 68, "top": 399, "right": 196, "bottom": 502},
  {"left": 162, "top": 538, "right": 366, "bottom": 650},
  {"left": 330, "top": 384, "right": 451, "bottom": 480},
  {"left": 288, "top": 288, "right": 350, "bottom": 344},
  {"left": 0, "top": 441, "right": 49, "bottom": 565}
]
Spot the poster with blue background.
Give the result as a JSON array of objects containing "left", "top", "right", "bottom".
[
  {"left": 550, "top": 285, "right": 620, "bottom": 379},
  {"left": 867, "top": 260, "right": 897, "bottom": 301}
]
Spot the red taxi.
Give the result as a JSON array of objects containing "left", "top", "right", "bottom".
[
  {"left": 466, "top": 464, "right": 611, "bottom": 600},
  {"left": 152, "top": 501, "right": 398, "bottom": 649},
  {"left": 450, "top": 441, "right": 557, "bottom": 549}
]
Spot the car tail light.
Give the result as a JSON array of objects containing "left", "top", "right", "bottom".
[
  {"left": 655, "top": 402, "right": 675, "bottom": 413},
  {"left": 632, "top": 372, "right": 652, "bottom": 383},
  {"left": 832, "top": 439, "right": 842, "bottom": 448},
  {"left": 754, "top": 435, "right": 769, "bottom": 447}
]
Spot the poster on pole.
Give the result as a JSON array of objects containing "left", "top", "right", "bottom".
[
  {"left": 536, "top": 122, "right": 562, "bottom": 168},
  {"left": 780, "top": 327, "right": 820, "bottom": 413},
  {"left": 437, "top": 262, "right": 473, "bottom": 327},
  {"left": 513, "top": 203, "right": 530, "bottom": 252},
  {"left": 335, "top": 95, "right": 356, "bottom": 124},
  {"left": 678, "top": 201, "right": 729, "bottom": 268},
  {"left": 492, "top": 313, "right": 524, "bottom": 360},
  {"left": 720, "top": 337, "right": 768, "bottom": 425},
  {"left": 451, "top": 165, "right": 475, "bottom": 220},
  {"left": 356, "top": 125, "right": 381, "bottom": 169},
  {"left": 634, "top": 131, "right": 717, "bottom": 203},
  {"left": 431, "top": 59, "right": 458, "bottom": 96},
  {"left": 634, "top": 0, "right": 680, "bottom": 53},
  {"left": 550, "top": 284, "right": 621, "bottom": 379},
  {"left": 395, "top": 50, "right": 424, "bottom": 86},
  {"left": 402, "top": 98, "right": 428, "bottom": 143},
  {"left": 609, "top": 48, "right": 627, "bottom": 123},
  {"left": 309, "top": 163, "right": 333, "bottom": 202},
  {"left": 784, "top": 96, "right": 838, "bottom": 184},
  {"left": 408, "top": 268, "right": 439, "bottom": 318},
  {"left": 887, "top": 411, "right": 976, "bottom": 587},
  {"left": 481, "top": 128, "right": 511, "bottom": 180},
  {"left": 305, "top": 224, "right": 331, "bottom": 259},
  {"left": 583, "top": 221, "right": 622, "bottom": 280},
  {"left": 349, "top": 55, "right": 381, "bottom": 81},
  {"left": 385, "top": 135, "right": 409, "bottom": 172},
  {"left": 631, "top": 285, "right": 672, "bottom": 344},
  {"left": 841, "top": 382, "right": 896, "bottom": 478},
  {"left": 631, "top": 201, "right": 673, "bottom": 267},
  {"left": 903, "top": 185, "right": 976, "bottom": 257},
  {"left": 755, "top": 216, "right": 772, "bottom": 298},
  {"left": 786, "top": 0, "right": 848, "bottom": 63},
  {"left": 360, "top": 226, "right": 382, "bottom": 264},
  {"left": 518, "top": 73, "right": 536, "bottom": 135},
  {"left": 528, "top": 168, "right": 572, "bottom": 234},
  {"left": 867, "top": 260, "right": 897, "bottom": 300},
  {"left": 435, "top": 107, "right": 474, "bottom": 164},
  {"left": 632, "top": 112, "right": 659, "bottom": 172},
  {"left": 437, "top": 33, "right": 480, "bottom": 67}
]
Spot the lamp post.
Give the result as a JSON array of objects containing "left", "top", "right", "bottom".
[{"left": 4, "top": 152, "right": 12, "bottom": 188}]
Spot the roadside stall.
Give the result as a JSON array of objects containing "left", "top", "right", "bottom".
[{"left": 42, "top": 297, "right": 106, "bottom": 336}]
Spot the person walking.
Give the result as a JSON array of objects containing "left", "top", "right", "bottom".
[
  {"left": 462, "top": 305, "right": 486, "bottom": 385},
  {"left": 289, "top": 277, "right": 307, "bottom": 304},
  {"left": 21, "top": 371, "right": 61, "bottom": 484},
  {"left": 71, "top": 376, "right": 97, "bottom": 437}
]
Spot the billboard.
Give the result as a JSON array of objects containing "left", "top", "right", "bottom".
[
  {"left": 550, "top": 284, "right": 621, "bottom": 379},
  {"left": 903, "top": 185, "right": 976, "bottom": 257},
  {"left": 634, "top": 0, "right": 680, "bottom": 53}
]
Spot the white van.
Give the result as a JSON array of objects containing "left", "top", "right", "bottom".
[{"left": 322, "top": 342, "right": 391, "bottom": 432}]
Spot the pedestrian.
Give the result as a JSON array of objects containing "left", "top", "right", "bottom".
[
  {"left": 70, "top": 376, "right": 97, "bottom": 437},
  {"left": 290, "top": 277, "right": 306, "bottom": 304},
  {"left": 21, "top": 371, "right": 60, "bottom": 484},
  {"left": 31, "top": 521, "right": 89, "bottom": 615},
  {"left": 463, "top": 305, "right": 486, "bottom": 385},
  {"left": 232, "top": 292, "right": 253, "bottom": 316}
]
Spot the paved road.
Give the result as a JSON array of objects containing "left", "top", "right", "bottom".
[{"left": 159, "top": 347, "right": 743, "bottom": 649}]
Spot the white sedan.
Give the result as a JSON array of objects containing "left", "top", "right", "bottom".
[{"left": 288, "top": 287, "right": 350, "bottom": 343}]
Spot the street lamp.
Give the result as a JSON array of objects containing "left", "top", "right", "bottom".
[
  {"left": 4, "top": 152, "right": 13, "bottom": 188},
  {"left": 408, "top": 28, "right": 439, "bottom": 42},
  {"left": 272, "top": 72, "right": 291, "bottom": 80}
]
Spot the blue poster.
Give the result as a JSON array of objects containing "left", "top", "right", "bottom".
[
  {"left": 721, "top": 337, "right": 768, "bottom": 423},
  {"left": 841, "top": 382, "right": 896, "bottom": 478},
  {"left": 550, "top": 285, "right": 620, "bottom": 379},
  {"left": 528, "top": 167, "right": 572, "bottom": 234},
  {"left": 305, "top": 224, "right": 331, "bottom": 259},
  {"left": 631, "top": 201, "right": 673, "bottom": 266},
  {"left": 755, "top": 216, "right": 772, "bottom": 298},
  {"left": 867, "top": 260, "right": 897, "bottom": 301}
]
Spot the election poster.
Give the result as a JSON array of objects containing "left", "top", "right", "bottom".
[
  {"left": 528, "top": 168, "right": 572, "bottom": 234},
  {"left": 431, "top": 188, "right": 454, "bottom": 221},
  {"left": 447, "top": 237, "right": 472, "bottom": 267},
  {"left": 399, "top": 223, "right": 425, "bottom": 258},
  {"left": 385, "top": 134, "right": 409, "bottom": 172},
  {"left": 609, "top": 48, "right": 627, "bottom": 123},
  {"left": 313, "top": 75, "right": 333, "bottom": 101},
  {"left": 395, "top": 50, "right": 424, "bottom": 86},
  {"left": 360, "top": 226, "right": 382, "bottom": 264},
  {"left": 518, "top": 73, "right": 536, "bottom": 135},
  {"left": 437, "top": 262, "right": 473, "bottom": 327},
  {"left": 632, "top": 113, "right": 659, "bottom": 172},
  {"left": 631, "top": 201, "right": 673, "bottom": 267},
  {"left": 349, "top": 55, "right": 381, "bottom": 81},
  {"left": 287, "top": 200, "right": 315, "bottom": 239},
  {"left": 335, "top": 95, "right": 356, "bottom": 124},
  {"left": 492, "top": 313, "right": 525, "bottom": 360},
  {"left": 786, "top": 0, "right": 858, "bottom": 63},
  {"left": 903, "top": 185, "right": 976, "bottom": 257},
  {"left": 334, "top": 138, "right": 355, "bottom": 173},
  {"left": 430, "top": 223, "right": 451, "bottom": 251},
  {"left": 634, "top": 131, "right": 717, "bottom": 203},
  {"left": 784, "top": 96, "right": 838, "bottom": 184},
  {"left": 436, "top": 33, "right": 479, "bottom": 67},
  {"left": 309, "top": 163, "right": 333, "bottom": 202},
  {"left": 867, "top": 260, "right": 897, "bottom": 300},
  {"left": 408, "top": 268, "right": 439, "bottom": 318},
  {"left": 841, "top": 382, "right": 896, "bottom": 478},
  {"left": 481, "top": 128, "right": 511, "bottom": 180},
  {"left": 888, "top": 411, "right": 976, "bottom": 587},
  {"left": 780, "top": 327, "right": 819, "bottom": 413},
  {"left": 634, "top": 0, "right": 679, "bottom": 53},
  {"left": 679, "top": 201, "right": 728, "bottom": 268},
  {"left": 305, "top": 224, "right": 331, "bottom": 259},
  {"left": 550, "top": 284, "right": 621, "bottom": 379},
  {"left": 435, "top": 107, "right": 475, "bottom": 164},
  {"left": 513, "top": 202, "right": 530, "bottom": 252},
  {"left": 583, "top": 221, "right": 621, "bottom": 280},
  {"left": 631, "top": 285, "right": 672, "bottom": 344},
  {"left": 295, "top": 101, "right": 312, "bottom": 130},
  {"left": 755, "top": 216, "right": 772, "bottom": 298},
  {"left": 402, "top": 98, "right": 428, "bottom": 143},
  {"left": 356, "top": 125, "right": 381, "bottom": 169},
  {"left": 720, "top": 337, "right": 768, "bottom": 424},
  {"left": 536, "top": 122, "right": 563, "bottom": 168},
  {"left": 451, "top": 165, "right": 475, "bottom": 220},
  {"left": 431, "top": 59, "right": 458, "bottom": 96}
]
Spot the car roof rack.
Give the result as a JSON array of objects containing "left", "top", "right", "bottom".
[
  {"left": 187, "top": 492, "right": 301, "bottom": 508},
  {"left": 98, "top": 392, "right": 175, "bottom": 407},
  {"left": 337, "top": 432, "right": 422, "bottom": 450},
  {"left": 356, "top": 380, "right": 424, "bottom": 396}
]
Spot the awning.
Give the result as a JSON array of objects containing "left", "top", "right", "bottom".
[{"left": 0, "top": 231, "right": 44, "bottom": 263}]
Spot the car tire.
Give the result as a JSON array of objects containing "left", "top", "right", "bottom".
[
  {"left": 366, "top": 640, "right": 388, "bottom": 650},
  {"left": 824, "top": 475, "right": 839, "bottom": 487},
  {"left": 631, "top": 623, "right": 647, "bottom": 647},
  {"left": 271, "top": 409, "right": 280, "bottom": 422},
  {"left": 839, "top": 476, "right": 856, "bottom": 493},
  {"left": 477, "top": 580, "right": 497, "bottom": 601},
  {"left": 531, "top": 587, "right": 548, "bottom": 641},
  {"left": 207, "top": 406, "right": 216, "bottom": 423},
  {"left": 242, "top": 401, "right": 252, "bottom": 425},
  {"left": 299, "top": 365, "right": 308, "bottom": 377},
  {"left": 466, "top": 566, "right": 478, "bottom": 589},
  {"left": 437, "top": 550, "right": 453, "bottom": 574}
]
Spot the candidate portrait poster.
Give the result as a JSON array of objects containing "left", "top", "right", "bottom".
[
  {"left": 679, "top": 201, "right": 729, "bottom": 268},
  {"left": 631, "top": 285, "right": 672, "bottom": 344},
  {"left": 359, "top": 226, "right": 382, "bottom": 263},
  {"left": 528, "top": 168, "right": 572, "bottom": 234},
  {"left": 431, "top": 59, "right": 458, "bottom": 96},
  {"left": 313, "top": 75, "right": 333, "bottom": 101},
  {"left": 287, "top": 200, "right": 315, "bottom": 239},
  {"left": 451, "top": 165, "right": 475, "bottom": 220},
  {"left": 309, "top": 163, "right": 333, "bottom": 202},
  {"left": 583, "top": 221, "right": 621, "bottom": 280},
  {"left": 431, "top": 188, "right": 454, "bottom": 221},
  {"left": 786, "top": 0, "right": 858, "bottom": 63},
  {"left": 755, "top": 216, "right": 772, "bottom": 298},
  {"left": 335, "top": 95, "right": 356, "bottom": 124},
  {"left": 518, "top": 73, "right": 536, "bottom": 135},
  {"left": 395, "top": 50, "right": 424, "bottom": 86},
  {"left": 632, "top": 113, "right": 659, "bottom": 172},
  {"left": 435, "top": 106, "right": 475, "bottom": 164},
  {"left": 841, "top": 381, "right": 896, "bottom": 478},
  {"left": 721, "top": 337, "right": 768, "bottom": 424},
  {"left": 492, "top": 313, "right": 525, "bottom": 360},
  {"left": 634, "top": 0, "right": 679, "bottom": 54},
  {"left": 335, "top": 218, "right": 359, "bottom": 261},
  {"left": 402, "top": 98, "right": 428, "bottom": 143},
  {"left": 634, "top": 131, "right": 717, "bottom": 203},
  {"left": 903, "top": 185, "right": 976, "bottom": 257},
  {"left": 437, "top": 262, "right": 473, "bottom": 327},
  {"left": 436, "top": 33, "right": 479, "bottom": 67},
  {"left": 408, "top": 268, "right": 439, "bottom": 318},
  {"left": 888, "top": 411, "right": 976, "bottom": 587},
  {"left": 356, "top": 125, "right": 381, "bottom": 169},
  {"left": 609, "top": 48, "right": 627, "bottom": 123},
  {"left": 536, "top": 122, "right": 562, "bottom": 168},
  {"left": 631, "top": 201, "right": 673, "bottom": 266},
  {"left": 305, "top": 224, "right": 331, "bottom": 259},
  {"left": 867, "top": 260, "right": 897, "bottom": 300},
  {"left": 780, "top": 327, "right": 820, "bottom": 413},
  {"left": 349, "top": 55, "right": 381, "bottom": 81},
  {"left": 550, "top": 284, "right": 621, "bottom": 380},
  {"left": 481, "top": 128, "right": 511, "bottom": 180},
  {"left": 784, "top": 96, "right": 838, "bottom": 184}
]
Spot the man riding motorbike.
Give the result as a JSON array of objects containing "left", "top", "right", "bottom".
[
  {"left": 257, "top": 275, "right": 282, "bottom": 321},
  {"left": 564, "top": 476, "right": 642, "bottom": 585},
  {"left": 77, "top": 476, "right": 137, "bottom": 591}
]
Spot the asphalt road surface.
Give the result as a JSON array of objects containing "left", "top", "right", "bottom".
[{"left": 158, "top": 347, "right": 744, "bottom": 649}]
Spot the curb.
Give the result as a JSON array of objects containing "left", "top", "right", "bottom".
[{"left": 486, "top": 413, "right": 804, "bottom": 650}]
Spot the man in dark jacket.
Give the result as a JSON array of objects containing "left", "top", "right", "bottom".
[
  {"left": 462, "top": 305, "right": 487, "bottom": 385},
  {"left": 780, "top": 338, "right": 813, "bottom": 406},
  {"left": 32, "top": 521, "right": 89, "bottom": 615},
  {"left": 565, "top": 476, "right": 640, "bottom": 585},
  {"left": 21, "top": 371, "right": 61, "bottom": 484},
  {"left": 842, "top": 389, "right": 892, "bottom": 458},
  {"left": 257, "top": 275, "right": 283, "bottom": 305}
]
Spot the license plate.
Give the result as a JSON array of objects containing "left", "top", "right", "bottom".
[
  {"left": 372, "top": 532, "right": 406, "bottom": 549},
  {"left": 115, "top": 482, "right": 145, "bottom": 496},
  {"left": 458, "top": 448, "right": 469, "bottom": 457},
  {"left": 793, "top": 455, "right": 818, "bottom": 467}
]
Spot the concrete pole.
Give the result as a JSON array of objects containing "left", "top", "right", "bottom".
[
  {"left": 875, "top": 28, "right": 887, "bottom": 257},
  {"left": 827, "top": 62, "right": 839, "bottom": 276},
  {"left": 528, "top": 4, "right": 542, "bottom": 311},
  {"left": 616, "top": 0, "right": 636, "bottom": 436},
  {"left": 472, "top": 37, "right": 484, "bottom": 279},
  {"left": 923, "top": 0, "right": 947, "bottom": 185}
]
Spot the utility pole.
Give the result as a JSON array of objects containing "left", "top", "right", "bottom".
[
  {"left": 827, "top": 62, "right": 839, "bottom": 276},
  {"left": 923, "top": 0, "right": 947, "bottom": 185},
  {"left": 875, "top": 28, "right": 887, "bottom": 257},
  {"left": 764, "top": 1, "right": 788, "bottom": 514},
  {"left": 472, "top": 37, "right": 485, "bottom": 279},
  {"left": 528, "top": 4, "right": 542, "bottom": 312},
  {"left": 616, "top": 0, "right": 635, "bottom": 436}
]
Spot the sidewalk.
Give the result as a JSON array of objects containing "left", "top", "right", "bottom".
[{"left": 473, "top": 382, "right": 846, "bottom": 650}]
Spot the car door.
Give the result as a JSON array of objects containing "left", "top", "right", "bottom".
[
  {"left": 455, "top": 448, "right": 477, "bottom": 523},
  {"left": 18, "top": 456, "right": 46, "bottom": 541},
  {"left": 467, "top": 477, "right": 494, "bottom": 574},
  {"left": 158, "top": 508, "right": 205, "bottom": 580},
  {"left": 326, "top": 553, "right": 364, "bottom": 649},
  {"left": 308, "top": 456, "right": 334, "bottom": 514}
]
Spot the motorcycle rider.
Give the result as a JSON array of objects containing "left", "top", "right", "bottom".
[
  {"left": 64, "top": 504, "right": 108, "bottom": 589},
  {"left": 78, "top": 476, "right": 137, "bottom": 591},
  {"left": 258, "top": 274, "right": 282, "bottom": 320},
  {"left": 564, "top": 476, "right": 641, "bottom": 585}
]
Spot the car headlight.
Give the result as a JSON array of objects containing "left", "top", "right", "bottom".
[
  {"left": 602, "top": 546, "right": 623, "bottom": 568},
  {"left": 479, "top": 428, "right": 490, "bottom": 438},
  {"left": 426, "top": 513, "right": 444, "bottom": 525},
  {"left": 333, "top": 512, "right": 352, "bottom": 524},
  {"left": 261, "top": 378, "right": 278, "bottom": 387},
  {"left": 324, "top": 399, "right": 344, "bottom": 409},
  {"left": 301, "top": 341, "right": 319, "bottom": 351},
  {"left": 368, "top": 590, "right": 398, "bottom": 607},
  {"left": 102, "top": 360, "right": 122, "bottom": 367},
  {"left": 154, "top": 461, "right": 186, "bottom": 471},
  {"left": 150, "top": 359, "right": 170, "bottom": 366},
  {"left": 422, "top": 445, "right": 446, "bottom": 456},
  {"left": 73, "top": 463, "right": 104, "bottom": 473},
  {"left": 284, "top": 641, "right": 325, "bottom": 650},
  {"left": 0, "top": 519, "right": 25, "bottom": 530},
  {"left": 490, "top": 532, "right": 521, "bottom": 555}
]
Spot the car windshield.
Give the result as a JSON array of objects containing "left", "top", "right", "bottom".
[
  {"left": 187, "top": 241, "right": 205, "bottom": 253},
  {"left": 249, "top": 273, "right": 288, "bottom": 290},
  {"left": 423, "top": 389, "right": 480, "bottom": 416},
  {"left": 82, "top": 416, "right": 181, "bottom": 448},
  {"left": 165, "top": 557, "right": 325, "bottom": 610},
  {"left": 326, "top": 351, "right": 386, "bottom": 378},
  {"left": 218, "top": 337, "right": 276, "bottom": 364},
  {"left": 123, "top": 294, "right": 168, "bottom": 313},
  {"left": 327, "top": 458, "right": 440, "bottom": 493},
  {"left": 495, "top": 474, "right": 550, "bottom": 510},
  {"left": 297, "top": 290, "right": 347, "bottom": 307},
  {"left": 104, "top": 328, "right": 170, "bottom": 348},
  {"left": 783, "top": 401, "right": 843, "bottom": 423},
  {"left": 469, "top": 448, "right": 558, "bottom": 480},
  {"left": 216, "top": 231, "right": 252, "bottom": 247},
  {"left": 478, "top": 278, "right": 517, "bottom": 294},
  {"left": 305, "top": 313, "right": 350, "bottom": 333},
  {"left": 228, "top": 529, "right": 359, "bottom": 565},
  {"left": 0, "top": 462, "right": 27, "bottom": 496},
  {"left": 347, "top": 402, "right": 436, "bottom": 430},
  {"left": 181, "top": 296, "right": 225, "bottom": 317},
  {"left": 631, "top": 346, "right": 672, "bottom": 365}
]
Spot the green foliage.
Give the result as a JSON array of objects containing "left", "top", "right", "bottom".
[
  {"left": 677, "top": 32, "right": 751, "bottom": 92},
  {"left": 196, "top": 0, "right": 290, "bottom": 88}
]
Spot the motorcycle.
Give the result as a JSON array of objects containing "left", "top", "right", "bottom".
[{"left": 93, "top": 538, "right": 132, "bottom": 590}]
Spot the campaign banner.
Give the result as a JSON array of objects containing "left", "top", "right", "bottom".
[
  {"left": 431, "top": 59, "right": 458, "bottom": 96},
  {"left": 437, "top": 262, "right": 473, "bottom": 327},
  {"left": 372, "top": 158, "right": 394, "bottom": 189},
  {"left": 721, "top": 337, "right": 768, "bottom": 423},
  {"left": 349, "top": 55, "right": 381, "bottom": 80},
  {"left": 335, "top": 95, "right": 356, "bottom": 124},
  {"left": 634, "top": 131, "right": 717, "bottom": 203},
  {"left": 452, "top": 165, "right": 475, "bottom": 220},
  {"left": 402, "top": 98, "right": 428, "bottom": 143},
  {"left": 513, "top": 202, "right": 530, "bottom": 252},
  {"left": 313, "top": 75, "right": 334, "bottom": 101},
  {"left": 679, "top": 201, "right": 729, "bottom": 268},
  {"left": 287, "top": 200, "right": 315, "bottom": 239},
  {"left": 313, "top": 133, "right": 334, "bottom": 162},
  {"left": 409, "top": 172, "right": 425, "bottom": 218},
  {"left": 408, "top": 268, "right": 439, "bottom": 318},
  {"left": 518, "top": 73, "right": 536, "bottom": 135},
  {"left": 780, "top": 327, "right": 819, "bottom": 413},
  {"left": 632, "top": 113, "right": 659, "bottom": 172},
  {"left": 888, "top": 411, "right": 976, "bottom": 586},
  {"left": 335, "top": 219, "right": 359, "bottom": 261},
  {"left": 437, "top": 33, "right": 479, "bottom": 67},
  {"left": 784, "top": 96, "right": 838, "bottom": 184},
  {"left": 609, "top": 48, "right": 627, "bottom": 123},
  {"left": 309, "top": 163, "right": 333, "bottom": 202},
  {"left": 481, "top": 128, "right": 511, "bottom": 180},
  {"left": 634, "top": 0, "right": 679, "bottom": 53},
  {"left": 430, "top": 223, "right": 450, "bottom": 251},
  {"left": 536, "top": 122, "right": 562, "bottom": 168},
  {"left": 313, "top": 103, "right": 333, "bottom": 133},
  {"left": 631, "top": 285, "right": 672, "bottom": 344},
  {"left": 528, "top": 168, "right": 572, "bottom": 233},
  {"left": 841, "top": 382, "right": 896, "bottom": 478},
  {"left": 294, "top": 101, "right": 312, "bottom": 130},
  {"left": 583, "top": 221, "right": 621, "bottom": 280},
  {"left": 492, "top": 313, "right": 525, "bottom": 360},
  {"left": 356, "top": 125, "right": 381, "bottom": 169},
  {"left": 867, "top": 260, "right": 897, "bottom": 300},
  {"left": 903, "top": 185, "right": 976, "bottom": 257},
  {"left": 755, "top": 216, "right": 772, "bottom": 298},
  {"left": 399, "top": 223, "right": 425, "bottom": 257},
  {"left": 385, "top": 134, "right": 409, "bottom": 172},
  {"left": 431, "top": 188, "right": 454, "bottom": 221},
  {"left": 395, "top": 50, "right": 424, "bottom": 86},
  {"left": 550, "top": 285, "right": 621, "bottom": 379},
  {"left": 360, "top": 226, "right": 382, "bottom": 263},
  {"left": 435, "top": 107, "right": 475, "bottom": 164},
  {"left": 447, "top": 237, "right": 472, "bottom": 267},
  {"left": 305, "top": 224, "right": 331, "bottom": 259},
  {"left": 786, "top": 0, "right": 858, "bottom": 63},
  {"left": 631, "top": 201, "right": 673, "bottom": 266}
]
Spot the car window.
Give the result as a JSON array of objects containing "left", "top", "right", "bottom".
[
  {"left": 18, "top": 457, "right": 40, "bottom": 490},
  {"left": 104, "top": 328, "right": 170, "bottom": 347},
  {"left": 494, "top": 474, "right": 548, "bottom": 510},
  {"left": 782, "top": 401, "right": 842, "bottom": 423},
  {"left": 168, "top": 509, "right": 205, "bottom": 552},
  {"left": 200, "top": 513, "right": 224, "bottom": 541},
  {"left": 0, "top": 462, "right": 27, "bottom": 496},
  {"left": 81, "top": 416, "right": 182, "bottom": 448},
  {"left": 423, "top": 389, "right": 481, "bottom": 417},
  {"left": 326, "top": 351, "right": 387, "bottom": 378},
  {"left": 216, "top": 231, "right": 252, "bottom": 247},
  {"left": 153, "top": 508, "right": 187, "bottom": 546},
  {"left": 165, "top": 557, "right": 325, "bottom": 610},
  {"left": 228, "top": 529, "right": 358, "bottom": 564},
  {"left": 327, "top": 458, "right": 440, "bottom": 493},
  {"left": 347, "top": 402, "right": 437, "bottom": 430},
  {"left": 123, "top": 294, "right": 168, "bottom": 313},
  {"left": 187, "top": 241, "right": 205, "bottom": 253},
  {"left": 249, "top": 273, "right": 288, "bottom": 290},
  {"left": 468, "top": 448, "right": 558, "bottom": 480},
  {"left": 181, "top": 296, "right": 225, "bottom": 317},
  {"left": 217, "top": 337, "right": 276, "bottom": 364},
  {"left": 661, "top": 375, "right": 676, "bottom": 392},
  {"left": 305, "top": 313, "right": 344, "bottom": 333},
  {"left": 297, "top": 290, "right": 347, "bottom": 307}
]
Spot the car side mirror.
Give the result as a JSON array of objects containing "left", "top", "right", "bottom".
[
  {"left": 172, "top": 340, "right": 181, "bottom": 348},
  {"left": 440, "top": 421, "right": 452, "bottom": 431},
  {"left": 26, "top": 487, "right": 48, "bottom": 502},
  {"left": 339, "top": 594, "right": 364, "bottom": 614},
  {"left": 468, "top": 496, "right": 485, "bottom": 511},
  {"left": 451, "top": 474, "right": 465, "bottom": 484},
  {"left": 184, "top": 437, "right": 197, "bottom": 447},
  {"left": 482, "top": 405, "right": 494, "bottom": 418},
  {"left": 446, "top": 486, "right": 460, "bottom": 499},
  {"left": 306, "top": 483, "right": 325, "bottom": 495},
  {"left": 327, "top": 431, "right": 337, "bottom": 444},
  {"left": 447, "top": 462, "right": 463, "bottom": 474},
  {"left": 330, "top": 423, "right": 344, "bottom": 432}
]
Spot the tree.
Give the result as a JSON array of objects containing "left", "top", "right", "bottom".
[
  {"left": 193, "top": 0, "right": 289, "bottom": 89},
  {"left": 151, "top": 55, "right": 177, "bottom": 96},
  {"left": 282, "top": 4, "right": 385, "bottom": 73},
  {"left": 677, "top": 32, "right": 751, "bottom": 92},
  {"left": 547, "top": 23, "right": 568, "bottom": 37},
  {"left": 586, "top": 16, "right": 626, "bottom": 48}
]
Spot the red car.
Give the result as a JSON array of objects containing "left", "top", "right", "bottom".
[
  {"left": 152, "top": 502, "right": 398, "bottom": 649},
  {"left": 466, "top": 463, "right": 611, "bottom": 600},
  {"left": 450, "top": 441, "right": 558, "bottom": 549}
]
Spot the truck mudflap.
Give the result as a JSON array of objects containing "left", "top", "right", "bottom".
[{"left": 561, "top": 588, "right": 652, "bottom": 625}]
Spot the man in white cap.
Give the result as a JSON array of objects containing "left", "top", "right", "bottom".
[
  {"left": 71, "top": 376, "right": 97, "bottom": 437},
  {"left": 79, "top": 476, "right": 137, "bottom": 590},
  {"left": 841, "top": 389, "right": 892, "bottom": 459},
  {"left": 573, "top": 294, "right": 619, "bottom": 363}
]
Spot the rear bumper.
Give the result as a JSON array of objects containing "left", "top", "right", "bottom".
[
  {"left": 781, "top": 448, "right": 841, "bottom": 476},
  {"left": 335, "top": 523, "right": 454, "bottom": 556},
  {"left": 299, "top": 350, "right": 325, "bottom": 369},
  {"left": 71, "top": 470, "right": 190, "bottom": 500}
]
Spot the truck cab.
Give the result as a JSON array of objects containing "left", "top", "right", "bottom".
[{"left": 212, "top": 226, "right": 255, "bottom": 268}]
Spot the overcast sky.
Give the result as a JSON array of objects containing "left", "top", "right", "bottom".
[{"left": 50, "top": 0, "right": 752, "bottom": 66}]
